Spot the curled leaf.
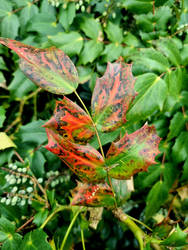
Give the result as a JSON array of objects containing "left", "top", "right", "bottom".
[
  {"left": 44, "top": 97, "right": 94, "bottom": 144},
  {"left": 106, "top": 124, "right": 161, "bottom": 179},
  {"left": 71, "top": 182, "right": 115, "bottom": 207},
  {"left": 45, "top": 128, "right": 106, "bottom": 182},
  {"left": 0, "top": 37, "right": 79, "bottom": 95},
  {"left": 91, "top": 60, "right": 136, "bottom": 132}
]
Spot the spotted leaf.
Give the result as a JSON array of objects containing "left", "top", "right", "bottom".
[
  {"left": 91, "top": 60, "right": 136, "bottom": 132},
  {"left": 0, "top": 37, "right": 79, "bottom": 95},
  {"left": 43, "top": 97, "right": 94, "bottom": 144},
  {"left": 45, "top": 128, "right": 106, "bottom": 182},
  {"left": 71, "top": 182, "right": 115, "bottom": 207},
  {"left": 106, "top": 125, "right": 161, "bottom": 179}
]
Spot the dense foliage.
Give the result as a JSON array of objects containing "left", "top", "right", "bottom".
[{"left": 0, "top": 0, "right": 187, "bottom": 249}]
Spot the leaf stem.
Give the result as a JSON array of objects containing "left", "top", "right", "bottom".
[
  {"left": 113, "top": 208, "right": 145, "bottom": 250},
  {"left": 40, "top": 205, "right": 72, "bottom": 229},
  {"left": 74, "top": 90, "right": 105, "bottom": 159},
  {"left": 81, "top": 228, "right": 86, "bottom": 250},
  {"left": 60, "top": 208, "right": 83, "bottom": 250}
]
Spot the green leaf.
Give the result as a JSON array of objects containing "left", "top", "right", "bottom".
[
  {"left": 8, "top": 69, "right": 36, "bottom": 98},
  {"left": 155, "top": 6, "right": 172, "bottom": 30},
  {"left": 145, "top": 181, "right": 169, "bottom": 221},
  {"left": 0, "top": 0, "right": 12, "bottom": 18},
  {"left": 20, "top": 3, "right": 39, "bottom": 26},
  {"left": 0, "top": 38, "right": 79, "bottom": 95},
  {"left": 163, "top": 163, "right": 178, "bottom": 189},
  {"left": 105, "top": 22, "right": 123, "bottom": 43},
  {"left": 164, "top": 68, "right": 182, "bottom": 111},
  {"left": 16, "top": 120, "right": 47, "bottom": 146},
  {"left": 123, "top": 32, "right": 141, "bottom": 47},
  {"left": 2, "top": 233, "right": 22, "bottom": 250},
  {"left": 31, "top": 150, "right": 46, "bottom": 177},
  {"left": 157, "top": 39, "right": 182, "bottom": 66},
  {"left": 0, "top": 133, "right": 16, "bottom": 150},
  {"left": 111, "top": 179, "right": 131, "bottom": 205},
  {"left": 48, "top": 32, "right": 83, "bottom": 56},
  {"left": 122, "top": 0, "right": 153, "bottom": 14},
  {"left": 80, "top": 17, "right": 103, "bottom": 40},
  {"left": 127, "top": 73, "right": 167, "bottom": 122},
  {"left": 182, "top": 158, "right": 188, "bottom": 182},
  {"left": 181, "top": 44, "right": 188, "bottom": 66},
  {"left": 33, "top": 209, "right": 48, "bottom": 227},
  {"left": 27, "top": 13, "right": 62, "bottom": 35},
  {"left": 172, "top": 132, "right": 188, "bottom": 163},
  {"left": 167, "top": 112, "right": 185, "bottom": 141},
  {"left": 106, "top": 125, "right": 161, "bottom": 180},
  {"left": 59, "top": 3, "right": 75, "bottom": 31},
  {"left": 0, "top": 106, "right": 6, "bottom": 128},
  {"left": 102, "top": 43, "right": 123, "bottom": 62},
  {"left": 132, "top": 49, "right": 170, "bottom": 73},
  {"left": 20, "top": 229, "right": 52, "bottom": 250},
  {"left": 79, "top": 40, "right": 103, "bottom": 65},
  {"left": 1, "top": 14, "right": 19, "bottom": 39},
  {"left": 161, "top": 225, "right": 188, "bottom": 247}
]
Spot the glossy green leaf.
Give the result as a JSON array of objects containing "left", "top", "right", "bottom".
[
  {"left": 161, "top": 225, "right": 188, "bottom": 247},
  {"left": 127, "top": 73, "right": 167, "bottom": 122},
  {"left": 80, "top": 17, "right": 103, "bottom": 40},
  {"left": 181, "top": 44, "right": 188, "bottom": 66},
  {"left": 163, "top": 163, "right": 178, "bottom": 189},
  {"left": 132, "top": 49, "right": 170, "bottom": 73},
  {"left": 20, "top": 229, "right": 51, "bottom": 250},
  {"left": 105, "top": 22, "right": 123, "bottom": 43},
  {"left": 167, "top": 112, "right": 185, "bottom": 141},
  {"left": 79, "top": 40, "right": 103, "bottom": 65},
  {"left": 20, "top": 4, "right": 39, "bottom": 27},
  {"left": 102, "top": 43, "right": 123, "bottom": 62},
  {"left": 59, "top": 2, "right": 75, "bottom": 31},
  {"left": 92, "top": 61, "right": 136, "bottom": 132},
  {"left": 157, "top": 39, "right": 182, "bottom": 66},
  {"left": 1, "top": 14, "right": 19, "bottom": 39},
  {"left": 122, "top": 0, "right": 153, "bottom": 14},
  {"left": 43, "top": 97, "right": 94, "bottom": 144},
  {"left": 31, "top": 150, "right": 46, "bottom": 177},
  {"left": 48, "top": 32, "right": 83, "bottom": 56},
  {"left": 111, "top": 179, "right": 131, "bottom": 205},
  {"left": 106, "top": 125, "right": 161, "bottom": 180},
  {"left": 0, "top": 0, "right": 12, "bottom": 17},
  {"left": 172, "top": 132, "right": 188, "bottom": 163},
  {"left": 145, "top": 181, "right": 169, "bottom": 221},
  {"left": 45, "top": 128, "right": 106, "bottom": 183},
  {"left": 71, "top": 182, "right": 115, "bottom": 207},
  {"left": 27, "top": 13, "right": 62, "bottom": 35},
  {"left": 182, "top": 158, "right": 188, "bottom": 182},
  {"left": 33, "top": 209, "right": 48, "bottom": 227},
  {"left": 0, "top": 106, "right": 5, "bottom": 128},
  {"left": 0, "top": 38, "right": 79, "bottom": 95}
]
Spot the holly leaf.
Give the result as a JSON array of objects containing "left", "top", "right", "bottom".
[
  {"left": 106, "top": 125, "right": 161, "bottom": 179},
  {"left": 71, "top": 182, "right": 115, "bottom": 207},
  {"left": 0, "top": 37, "right": 79, "bottom": 95},
  {"left": 91, "top": 60, "right": 136, "bottom": 132},
  {"left": 43, "top": 96, "right": 94, "bottom": 144},
  {"left": 45, "top": 128, "right": 106, "bottom": 182}
]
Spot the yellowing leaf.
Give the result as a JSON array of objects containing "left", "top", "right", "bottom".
[{"left": 0, "top": 132, "right": 16, "bottom": 150}]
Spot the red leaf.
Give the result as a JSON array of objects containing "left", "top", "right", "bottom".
[
  {"left": 0, "top": 37, "right": 79, "bottom": 95},
  {"left": 91, "top": 60, "right": 136, "bottom": 132},
  {"left": 45, "top": 128, "right": 106, "bottom": 182},
  {"left": 43, "top": 97, "right": 94, "bottom": 144},
  {"left": 71, "top": 182, "right": 115, "bottom": 207},
  {"left": 106, "top": 124, "right": 161, "bottom": 179}
]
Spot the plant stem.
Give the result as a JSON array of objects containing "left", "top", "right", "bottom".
[
  {"left": 113, "top": 208, "right": 145, "bottom": 250},
  {"left": 74, "top": 90, "right": 105, "bottom": 159},
  {"left": 81, "top": 228, "right": 86, "bottom": 250},
  {"left": 60, "top": 208, "right": 82, "bottom": 250},
  {"left": 40, "top": 205, "right": 71, "bottom": 229}
]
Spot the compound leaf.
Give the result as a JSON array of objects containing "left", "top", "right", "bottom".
[
  {"left": 0, "top": 37, "right": 79, "bottom": 95},
  {"left": 106, "top": 125, "right": 161, "bottom": 179},
  {"left": 71, "top": 182, "right": 115, "bottom": 207},
  {"left": 45, "top": 129, "right": 106, "bottom": 183},
  {"left": 43, "top": 96, "right": 94, "bottom": 144},
  {"left": 92, "top": 60, "right": 136, "bottom": 132}
]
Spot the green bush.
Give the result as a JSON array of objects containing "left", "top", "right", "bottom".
[{"left": 0, "top": 0, "right": 187, "bottom": 249}]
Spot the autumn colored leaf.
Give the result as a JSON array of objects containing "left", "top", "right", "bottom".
[
  {"left": 45, "top": 128, "right": 106, "bottom": 182},
  {"left": 91, "top": 60, "right": 136, "bottom": 132},
  {"left": 71, "top": 182, "right": 115, "bottom": 207},
  {"left": 106, "top": 125, "right": 161, "bottom": 179},
  {"left": 0, "top": 37, "right": 79, "bottom": 95},
  {"left": 43, "top": 96, "right": 94, "bottom": 144}
]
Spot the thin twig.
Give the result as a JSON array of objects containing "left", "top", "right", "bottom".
[{"left": 16, "top": 216, "right": 34, "bottom": 232}]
